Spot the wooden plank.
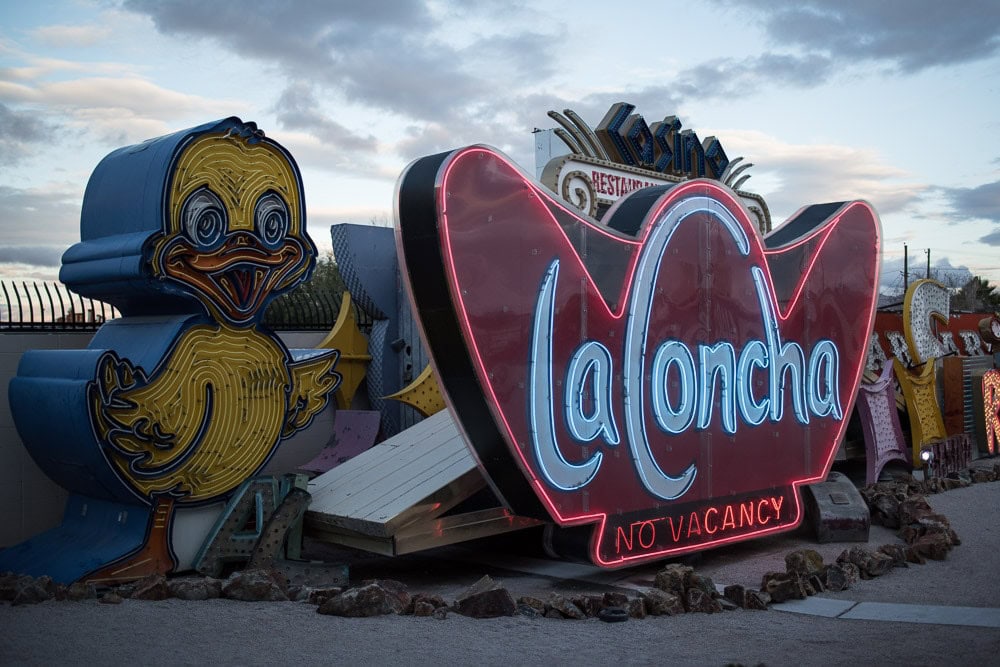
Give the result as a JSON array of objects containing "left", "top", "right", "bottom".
[
  {"left": 358, "top": 455, "right": 479, "bottom": 526},
  {"left": 306, "top": 442, "right": 477, "bottom": 536},
  {"left": 302, "top": 519, "right": 396, "bottom": 556},
  {"left": 308, "top": 410, "right": 459, "bottom": 498},
  {"left": 309, "top": 444, "right": 473, "bottom": 533},
  {"left": 393, "top": 509, "right": 542, "bottom": 555},
  {"left": 303, "top": 409, "right": 541, "bottom": 555},
  {"left": 309, "top": 409, "right": 458, "bottom": 495},
  {"left": 308, "top": 410, "right": 455, "bottom": 496},
  {"left": 305, "top": 462, "right": 484, "bottom": 539},
  {"left": 306, "top": 410, "right": 483, "bottom": 527},
  {"left": 307, "top": 420, "right": 467, "bottom": 516}
]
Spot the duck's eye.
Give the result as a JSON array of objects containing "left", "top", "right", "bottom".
[
  {"left": 182, "top": 188, "right": 227, "bottom": 249},
  {"left": 255, "top": 192, "right": 289, "bottom": 249}
]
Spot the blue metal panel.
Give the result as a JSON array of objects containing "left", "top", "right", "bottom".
[
  {"left": 330, "top": 224, "right": 397, "bottom": 320},
  {"left": 330, "top": 223, "right": 436, "bottom": 434},
  {"left": 10, "top": 315, "right": 201, "bottom": 504},
  {"left": 366, "top": 318, "right": 398, "bottom": 434},
  {"left": 0, "top": 495, "right": 149, "bottom": 584}
]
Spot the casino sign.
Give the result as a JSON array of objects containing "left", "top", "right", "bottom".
[{"left": 538, "top": 102, "right": 772, "bottom": 234}]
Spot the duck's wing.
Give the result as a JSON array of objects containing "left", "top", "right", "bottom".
[
  {"left": 284, "top": 348, "right": 341, "bottom": 437},
  {"left": 89, "top": 350, "right": 207, "bottom": 477}
]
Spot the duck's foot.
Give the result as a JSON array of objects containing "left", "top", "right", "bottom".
[{"left": 83, "top": 498, "right": 177, "bottom": 585}]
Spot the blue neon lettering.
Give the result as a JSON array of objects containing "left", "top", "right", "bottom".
[
  {"left": 526, "top": 199, "right": 842, "bottom": 500},
  {"left": 564, "top": 340, "right": 620, "bottom": 445},
  {"left": 651, "top": 340, "right": 697, "bottom": 433},
  {"left": 807, "top": 339, "right": 842, "bottom": 419},
  {"left": 697, "top": 342, "right": 737, "bottom": 434},
  {"left": 752, "top": 266, "right": 809, "bottom": 424},
  {"left": 623, "top": 197, "right": 730, "bottom": 500},
  {"left": 528, "top": 260, "right": 602, "bottom": 491},
  {"left": 736, "top": 339, "right": 768, "bottom": 425}
]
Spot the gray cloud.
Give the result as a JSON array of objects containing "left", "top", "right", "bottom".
[
  {"left": 125, "top": 0, "right": 431, "bottom": 58},
  {"left": 0, "top": 103, "right": 57, "bottom": 166},
  {"left": 879, "top": 255, "right": 974, "bottom": 294},
  {"left": 980, "top": 229, "right": 1000, "bottom": 246},
  {"left": 689, "top": 129, "right": 928, "bottom": 222},
  {"left": 939, "top": 180, "right": 1000, "bottom": 223},
  {"left": 123, "top": 0, "right": 555, "bottom": 127},
  {"left": 0, "top": 185, "right": 81, "bottom": 247},
  {"left": 722, "top": 0, "right": 1000, "bottom": 72},
  {"left": 675, "top": 53, "right": 834, "bottom": 97},
  {"left": 273, "top": 82, "right": 377, "bottom": 153},
  {"left": 0, "top": 245, "right": 65, "bottom": 267}
]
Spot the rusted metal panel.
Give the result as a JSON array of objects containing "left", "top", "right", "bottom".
[
  {"left": 801, "top": 472, "right": 870, "bottom": 543},
  {"left": 856, "top": 363, "right": 910, "bottom": 485}
]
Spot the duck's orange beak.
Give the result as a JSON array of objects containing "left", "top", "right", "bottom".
[{"left": 161, "top": 231, "right": 307, "bottom": 324}]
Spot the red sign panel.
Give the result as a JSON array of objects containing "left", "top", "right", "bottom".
[{"left": 395, "top": 146, "right": 880, "bottom": 567}]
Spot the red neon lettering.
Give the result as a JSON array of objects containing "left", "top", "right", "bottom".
[
  {"left": 722, "top": 504, "right": 736, "bottom": 530},
  {"left": 668, "top": 515, "right": 684, "bottom": 542},
  {"left": 615, "top": 524, "right": 632, "bottom": 553},
  {"left": 704, "top": 506, "right": 719, "bottom": 534},
  {"left": 638, "top": 520, "right": 656, "bottom": 549},
  {"left": 611, "top": 493, "right": 790, "bottom": 555},
  {"left": 757, "top": 499, "right": 771, "bottom": 525},
  {"left": 686, "top": 511, "right": 702, "bottom": 538},
  {"left": 588, "top": 172, "right": 663, "bottom": 200}
]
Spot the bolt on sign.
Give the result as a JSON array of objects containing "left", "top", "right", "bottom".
[{"left": 395, "top": 142, "right": 881, "bottom": 568}]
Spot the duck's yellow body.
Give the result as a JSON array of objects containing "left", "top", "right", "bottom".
[{"left": 91, "top": 325, "right": 337, "bottom": 503}]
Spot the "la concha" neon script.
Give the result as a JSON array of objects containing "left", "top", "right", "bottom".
[{"left": 396, "top": 145, "right": 880, "bottom": 568}]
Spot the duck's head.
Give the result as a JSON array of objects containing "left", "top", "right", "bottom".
[
  {"left": 151, "top": 128, "right": 312, "bottom": 325},
  {"left": 62, "top": 118, "right": 317, "bottom": 323}
]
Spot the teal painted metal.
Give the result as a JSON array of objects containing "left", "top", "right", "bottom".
[{"left": 193, "top": 474, "right": 310, "bottom": 577}]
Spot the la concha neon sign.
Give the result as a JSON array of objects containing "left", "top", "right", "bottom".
[{"left": 396, "top": 140, "right": 881, "bottom": 568}]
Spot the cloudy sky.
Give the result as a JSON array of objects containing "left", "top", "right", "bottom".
[{"left": 1, "top": 0, "right": 999, "bottom": 297}]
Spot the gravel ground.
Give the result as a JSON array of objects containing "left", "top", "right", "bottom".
[
  {"left": 0, "top": 596, "right": 994, "bottom": 666},
  {"left": 2, "top": 465, "right": 999, "bottom": 666}
]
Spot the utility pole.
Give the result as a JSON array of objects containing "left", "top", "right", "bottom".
[
  {"left": 926, "top": 248, "right": 931, "bottom": 280},
  {"left": 904, "top": 244, "right": 908, "bottom": 290}
]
